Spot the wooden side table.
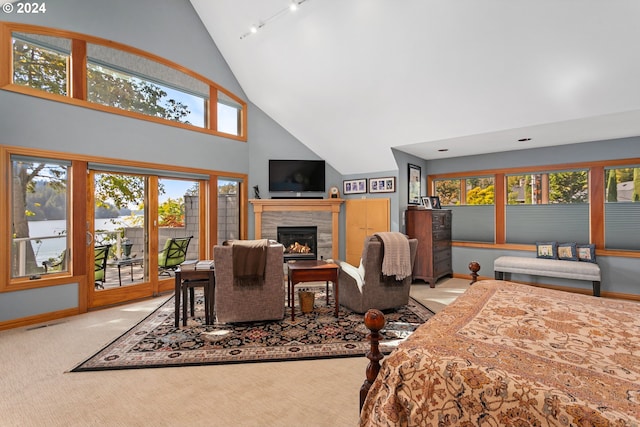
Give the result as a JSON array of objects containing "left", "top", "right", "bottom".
[
  {"left": 287, "top": 260, "right": 339, "bottom": 321},
  {"left": 174, "top": 267, "right": 215, "bottom": 327}
]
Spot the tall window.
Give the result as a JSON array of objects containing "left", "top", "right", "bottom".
[
  {"left": 507, "top": 171, "right": 587, "bottom": 204},
  {"left": 217, "top": 92, "right": 242, "bottom": 136},
  {"left": 604, "top": 166, "right": 640, "bottom": 250},
  {"left": 12, "top": 33, "right": 70, "bottom": 96},
  {"left": 217, "top": 179, "right": 240, "bottom": 244},
  {"left": 11, "top": 156, "right": 70, "bottom": 278},
  {"left": 434, "top": 176, "right": 494, "bottom": 242},
  {"left": 506, "top": 170, "right": 589, "bottom": 244},
  {"left": 434, "top": 179, "right": 460, "bottom": 206},
  {"left": 466, "top": 177, "right": 495, "bottom": 205},
  {"left": 86, "top": 43, "right": 208, "bottom": 128}
]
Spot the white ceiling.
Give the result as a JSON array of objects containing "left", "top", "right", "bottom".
[{"left": 191, "top": 0, "right": 640, "bottom": 174}]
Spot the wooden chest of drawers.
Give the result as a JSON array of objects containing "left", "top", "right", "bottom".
[{"left": 405, "top": 208, "right": 452, "bottom": 287}]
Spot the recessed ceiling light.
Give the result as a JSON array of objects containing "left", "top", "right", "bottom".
[
  {"left": 518, "top": 138, "right": 531, "bottom": 142},
  {"left": 438, "top": 148, "right": 448, "bottom": 152}
]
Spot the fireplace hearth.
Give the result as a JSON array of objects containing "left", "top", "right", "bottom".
[{"left": 277, "top": 226, "right": 318, "bottom": 261}]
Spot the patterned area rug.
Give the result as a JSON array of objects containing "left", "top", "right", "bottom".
[{"left": 71, "top": 289, "right": 433, "bottom": 371}]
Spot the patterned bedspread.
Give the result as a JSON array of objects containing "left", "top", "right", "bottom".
[{"left": 360, "top": 280, "right": 640, "bottom": 426}]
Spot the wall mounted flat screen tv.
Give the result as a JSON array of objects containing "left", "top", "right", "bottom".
[{"left": 269, "top": 160, "right": 326, "bottom": 192}]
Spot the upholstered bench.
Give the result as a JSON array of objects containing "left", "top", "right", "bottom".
[{"left": 494, "top": 256, "right": 601, "bottom": 296}]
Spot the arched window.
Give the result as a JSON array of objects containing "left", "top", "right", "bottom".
[{"left": 2, "top": 22, "right": 247, "bottom": 140}]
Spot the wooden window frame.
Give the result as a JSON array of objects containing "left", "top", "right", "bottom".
[
  {"left": 0, "top": 22, "right": 247, "bottom": 141},
  {"left": 0, "top": 144, "right": 248, "bottom": 293},
  {"left": 427, "top": 158, "right": 640, "bottom": 259}
]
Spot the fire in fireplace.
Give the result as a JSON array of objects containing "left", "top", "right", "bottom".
[{"left": 277, "top": 226, "right": 318, "bottom": 261}]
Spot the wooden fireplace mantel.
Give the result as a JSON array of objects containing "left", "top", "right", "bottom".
[{"left": 250, "top": 198, "right": 344, "bottom": 260}]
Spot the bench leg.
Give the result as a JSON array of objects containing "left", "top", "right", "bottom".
[
  {"left": 495, "top": 271, "right": 504, "bottom": 280},
  {"left": 593, "top": 281, "right": 601, "bottom": 297}
]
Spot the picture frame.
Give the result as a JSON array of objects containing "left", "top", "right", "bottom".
[
  {"left": 369, "top": 177, "right": 395, "bottom": 193},
  {"left": 430, "top": 196, "right": 441, "bottom": 209},
  {"left": 421, "top": 196, "right": 433, "bottom": 209},
  {"left": 408, "top": 164, "right": 421, "bottom": 204},
  {"left": 343, "top": 179, "right": 367, "bottom": 195}
]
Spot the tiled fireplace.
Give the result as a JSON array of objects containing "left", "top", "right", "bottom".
[{"left": 250, "top": 199, "right": 343, "bottom": 260}]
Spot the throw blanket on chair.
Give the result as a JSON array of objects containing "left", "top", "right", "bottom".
[
  {"left": 374, "top": 232, "right": 412, "bottom": 281},
  {"left": 223, "top": 239, "right": 269, "bottom": 286}
]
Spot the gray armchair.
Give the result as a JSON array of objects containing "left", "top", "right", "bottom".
[
  {"left": 213, "top": 240, "right": 285, "bottom": 323},
  {"left": 338, "top": 234, "right": 417, "bottom": 314}
]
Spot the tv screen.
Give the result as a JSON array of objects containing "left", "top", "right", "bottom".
[{"left": 269, "top": 160, "right": 326, "bottom": 192}]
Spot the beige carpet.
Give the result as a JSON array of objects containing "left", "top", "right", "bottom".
[
  {"left": 410, "top": 277, "right": 471, "bottom": 314},
  {"left": 0, "top": 278, "right": 469, "bottom": 427}
]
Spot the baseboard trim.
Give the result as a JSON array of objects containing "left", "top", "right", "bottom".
[{"left": 0, "top": 307, "right": 79, "bottom": 331}]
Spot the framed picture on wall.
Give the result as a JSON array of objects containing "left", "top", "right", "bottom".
[
  {"left": 343, "top": 179, "right": 367, "bottom": 195},
  {"left": 369, "top": 177, "right": 395, "bottom": 193},
  {"left": 408, "top": 164, "right": 421, "bottom": 204}
]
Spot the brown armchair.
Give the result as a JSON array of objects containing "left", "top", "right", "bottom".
[
  {"left": 213, "top": 240, "right": 285, "bottom": 323},
  {"left": 338, "top": 234, "right": 417, "bottom": 314}
]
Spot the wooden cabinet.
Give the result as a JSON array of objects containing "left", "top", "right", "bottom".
[
  {"left": 405, "top": 208, "right": 452, "bottom": 287},
  {"left": 345, "top": 199, "right": 390, "bottom": 266}
]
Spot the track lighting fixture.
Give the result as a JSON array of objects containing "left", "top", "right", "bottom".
[{"left": 240, "top": 0, "right": 308, "bottom": 40}]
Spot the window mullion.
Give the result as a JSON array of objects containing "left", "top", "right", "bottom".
[
  {"left": 70, "top": 39, "right": 86, "bottom": 100},
  {"left": 590, "top": 166, "right": 605, "bottom": 249},
  {"left": 0, "top": 24, "right": 10, "bottom": 86},
  {"left": 209, "top": 87, "right": 217, "bottom": 132}
]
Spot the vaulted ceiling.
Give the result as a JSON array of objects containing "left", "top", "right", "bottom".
[{"left": 191, "top": 0, "right": 640, "bottom": 174}]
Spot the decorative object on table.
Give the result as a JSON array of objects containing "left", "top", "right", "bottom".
[
  {"left": 421, "top": 196, "right": 433, "bottom": 209},
  {"left": 343, "top": 178, "right": 367, "bottom": 195},
  {"left": 328, "top": 185, "right": 340, "bottom": 198},
  {"left": 298, "top": 290, "right": 315, "bottom": 313},
  {"left": 368, "top": 176, "right": 395, "bottom": 193},
  {"left": 429, "top": 196, "right": 441, "bottom": 209},
  {"left": 253, "top": 185, "right": 261, "bottom": 199},
  {"left": 71, "top": 290, "right": 433, "bottom": 371},
  {"left": 408, "top": 164, "right": 421, "bottom": 204},
  {"left": 468, "top": 260, "right": 480, "bottom": 284}
]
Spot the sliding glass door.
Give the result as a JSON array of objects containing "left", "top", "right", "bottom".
[
  {"left": 87, "top": 168, "right": 211, "bottom": 307},
  {"left": 157, "top": 178, "right": 200, "bottom": 289},
  {"left": 89, "top": 170, "right": 150, "bottom": 306}
]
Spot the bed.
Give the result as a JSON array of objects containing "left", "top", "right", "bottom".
[{"left": 359, "top": 280, "right": 640, "bottom": 426}]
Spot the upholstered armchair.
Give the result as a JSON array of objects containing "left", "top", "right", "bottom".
[
  {"left": 338, "top": 234, "right": 417, "bottom": 314},
  {"left": 213, "top": 240, "right": 285, "bottom": 323}
]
